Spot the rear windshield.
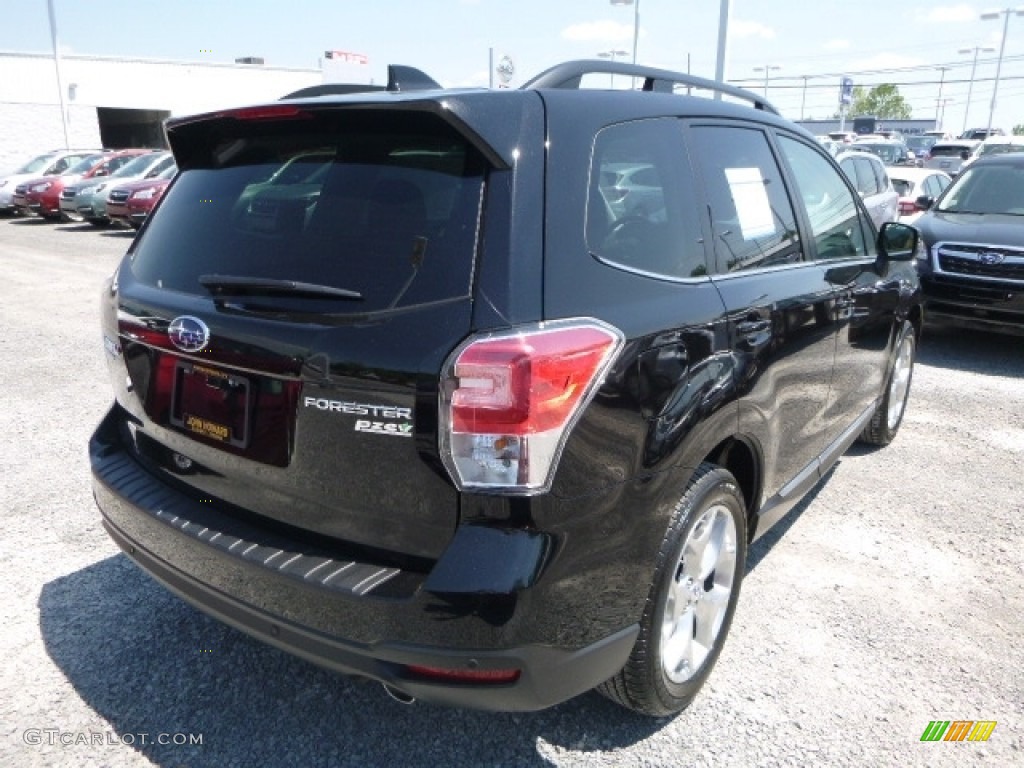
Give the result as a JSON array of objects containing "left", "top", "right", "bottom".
[
  {"left": 930, "top": 145, "right": 971, "bottom": 158},
  {"left": 130, "top": 109, "right": 486, "bottom": 315}
]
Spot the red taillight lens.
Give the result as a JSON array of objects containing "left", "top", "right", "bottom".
[
  {"left": 899, "top": 199, "right": 917, "bottom": 215},
  {"left": 405, "top": 665, "right": 521, "bottom": 684},
  {"left": 440, "top": 319, "right": 623, "bottom": 494}
]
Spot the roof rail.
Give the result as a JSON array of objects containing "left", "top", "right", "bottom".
[{"left": 521, "top": 60, "right": 780, "bottom": 116}]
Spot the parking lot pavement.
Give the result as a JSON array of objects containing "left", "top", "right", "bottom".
[{"left": 1, "top": 215, "right": 1021, "bottom": 768}]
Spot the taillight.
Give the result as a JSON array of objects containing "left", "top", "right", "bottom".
[
  {"left": 439, "top": 319, "right": 623, "bottom": 494},
  {"left": 899, "top": 199, "right": 917, "bottom": 215}
]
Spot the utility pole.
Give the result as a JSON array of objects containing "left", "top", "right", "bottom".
[{"left": 934, "top": 66, "right": 951, "bottom": 130}]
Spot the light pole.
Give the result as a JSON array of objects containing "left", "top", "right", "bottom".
[
  {"left": 959, "top": 45, "right": 996, "bottom": 133},
  {"left": 597, "top": 49, "right": 629, "bottom": 87},
  {"left": 800, "top": 75, "right": 809, "bottom": 120},
  {"left": 715, "top": 0, "right": 732, "bottom": 93},
  {"left": 934, "top": 66, "right": 950, "bottom": 130},
  {"left": 981, "top": 7, "right": 1024, "bottom": 136},
  {"left": 935, "top": 98, "right": 954, "bottom": 133},
  {"left": 46, "top": 0, "right": 70, "bottom": 149},
  {"left": 610, "top": 0, "right": 640, "bottom": 67},
  {"left": 753, "top": 64, "right": 781, "bottom": 98}
]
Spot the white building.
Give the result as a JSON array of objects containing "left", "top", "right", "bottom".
[{"left": 0, "top": 51, "right": 369, "bottom": 171}]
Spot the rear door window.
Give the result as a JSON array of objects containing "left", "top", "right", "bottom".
[
  {"left": 130, "top": 110, "right": 486, "bottom": 315},
  {"left": 690, "top": 124, "right": 803, "bottom": 272}
]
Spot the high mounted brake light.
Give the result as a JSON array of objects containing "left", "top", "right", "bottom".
[
  {"left": 439, "top": 319, "right": 624, "bottom": 494},
  {"left": 216, "top": 105, "right": 311, "bottom": 121}
]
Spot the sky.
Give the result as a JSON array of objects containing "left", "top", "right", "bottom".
[{"left": 2, "top": 0, "right": 1023, "bottom": 133}]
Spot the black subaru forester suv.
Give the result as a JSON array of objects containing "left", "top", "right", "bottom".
[{"left": 90, "top": 61, "right": 922, "bottom": 717}]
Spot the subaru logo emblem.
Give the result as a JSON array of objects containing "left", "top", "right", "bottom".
[
  {"left": 168, "top": 316, "right": 210, "bottom": 353},
  {"left": 979, "top": 251, "right": 1005, "bottom": 266}
]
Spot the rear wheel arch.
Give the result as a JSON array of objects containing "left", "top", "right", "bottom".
[{"left": 703, "top": 436, "right": 760, "bottom": 539}]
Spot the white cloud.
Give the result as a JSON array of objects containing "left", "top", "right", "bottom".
[
  {"left": 824, "top": 39, "right": 851, "bottom": 51},
  {"left": 853, "top": 53, "right": 927, "bottom": 70},
  {"left": 561, "top": 20, "right": 635, "bottom": 43},
  {"left": 731, "top": 20, "right": 776, "bottom": 40},
  {"left": 924, "top": 4, "right": 977, "bottom": 23},
  {"left": 443, "top": 70, "right": 491, "bottom": 88}
]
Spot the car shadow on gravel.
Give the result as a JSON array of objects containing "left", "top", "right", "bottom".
[
  {"left": 745, "top": 465, "right": 833, "bottom": 574},
  {"left": 918, "top": 325, "right": 1024, "bottom": 377},
  {"left": 39, "top": 555, "right": 667, "bottom": 768},
  {"left": 54, "top": 223, "right": 107, "bottom": 233}
]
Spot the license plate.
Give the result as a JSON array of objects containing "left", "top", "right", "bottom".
[
  {"left": 940, "top": 161, "right": 950, "bottom": 168},
  {"left": 170, "top": 361, "right": 251, "bottom": 447}
]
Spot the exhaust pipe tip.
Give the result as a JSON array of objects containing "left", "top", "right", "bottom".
[{"left": 383, "top": 684, "right": 416, "bottom": 705}]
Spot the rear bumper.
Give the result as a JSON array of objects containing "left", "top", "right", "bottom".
[{"left": 90, "top": 406, "right": 638, "bottom": 711}]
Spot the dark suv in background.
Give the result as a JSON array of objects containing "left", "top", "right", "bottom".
[
  {"left": 90, "top": 61, "right": 922, "bottom": 717},
  {"left": 914, "top": 153, "right": 1024, "bottom": 335}
]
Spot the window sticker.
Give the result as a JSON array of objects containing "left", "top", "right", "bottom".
[{"left": 724, "top": 167, "right": 775, "bottom": 240}]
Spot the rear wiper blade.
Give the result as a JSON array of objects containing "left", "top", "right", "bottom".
[{"left": 199, "top": 275, "right": 362, "bottom": 300}]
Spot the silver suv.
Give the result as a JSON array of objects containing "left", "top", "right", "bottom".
[
  {"left": 836, "top": 150, "right": 898, "bottom": 229},
  {"left": 924, "top": 140, "right": 980, "bottom": 176}
]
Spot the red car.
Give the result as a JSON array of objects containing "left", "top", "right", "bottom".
[
  {"left": 106, "top": 163, "right": 176, "bottom": 228},
  {"left": 15, "top": 149, "right": 152, "bottom": 220},
  {"left": 12, "top": 152, "right": 107, "bottom": 219},
  {"left": 58, "top": 149, "right": 156, "bottom": 221}
]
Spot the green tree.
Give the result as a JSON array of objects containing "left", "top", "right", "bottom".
[
  {"left": 849, "top": 84, "right": 912, "bottom": 119},
  {"left": 1014, "top": 124, "right": 1024, "bottom": 136}
]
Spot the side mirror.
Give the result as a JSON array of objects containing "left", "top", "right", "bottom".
[
  {"left": 94, "top": 170, "right": 108, "bottom": 177},
  {"left": 915, "top": 194, "right": 934, "bottom": 211},
  {"left": 878, "top": 221, "right": 918, "bottom": 262},
  {"left": 960, "top": 150, "right": 970, "bottom": 160}
]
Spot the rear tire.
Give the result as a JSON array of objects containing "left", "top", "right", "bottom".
[
  {"left": 598, "top": 463, "right": 747, "bottom": 717},
  {"left": 859, "top": 320, "right": 915, "bottom": 446}
]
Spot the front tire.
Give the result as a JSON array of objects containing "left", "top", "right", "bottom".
[
  {"left": 859, "top": 320, "right": 915, "bottom": 446},
  {"left": 599, "top": 463, "right": 747, "bottom": 717}
]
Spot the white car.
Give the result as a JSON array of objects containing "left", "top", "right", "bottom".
[
  {"left": 0, "top": 149, "right": 104, "bottom": 212},
  {"left": 885, "top": 167, "right": 951, "bottom": 224},
  {"left": 835, "top": 150, "right": 899, "bottom": 229},
  {"left": 960, "top": 135, "right": 1024, "bottom": 172}
]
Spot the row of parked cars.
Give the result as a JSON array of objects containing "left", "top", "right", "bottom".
[
  {"left": 817, "top": 129, "right": 1024, "bottom": 337},
  {"left": 0, "top": 147, "right": 176, "bottom": 228}
]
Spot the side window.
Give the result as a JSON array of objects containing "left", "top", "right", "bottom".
[
  {"left": 778, "top": 136, "right": 873, "bottom": 262},
  {"left": 852, "top": 157, "right": 878, "bottom": 196},
  {"left": 588, "top": 118, "right": 707, "bottom": 279},
  {"left": 870, "top": 158, "right": 889, "bottom": 193},
  {"left": 690, "top": 125, "right": 802, "bottom": 272}
]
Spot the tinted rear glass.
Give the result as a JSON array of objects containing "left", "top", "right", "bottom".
[
  {"left": 130, "top": 110, "right": 486, "bottom": 314},
  {"left": 930, "top": 145, "right": 971, "bottom": 157}
]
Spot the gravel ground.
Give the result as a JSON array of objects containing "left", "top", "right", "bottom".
[{"left": 1, "top": 215, "right": 1021, "bottom": 768}]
